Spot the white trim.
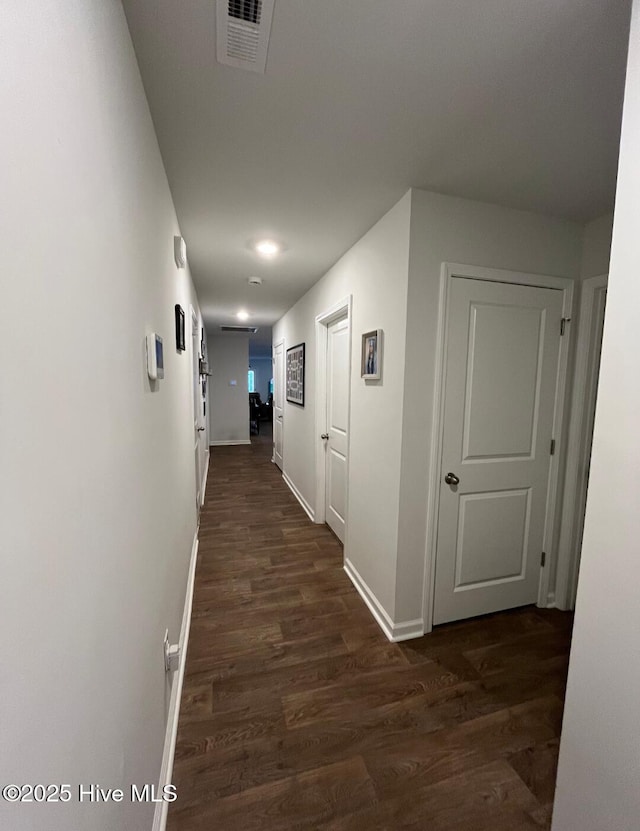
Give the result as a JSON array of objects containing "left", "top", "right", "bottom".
[
  {"left": 438, "top": 262, "right": 575, "bottom": 292},
  {"left": 200, "top": 449, "right": 209, "bottom": 507},
  {"left": 344, "top": 558, "right": 423, "bottom": 642},
  {"left": 209, "top": 439, "right": 251, "bottom": 446},
  {"left": 421, "top": 267, "right": 450, "bottom": 634},
  {"left": 555, "top": 273, "right": 608, "bottom": 610},
  {"left": 191, "top": 307, "right": 202, "bottom": 511},
  {"left": 537, "top": 274, "right": 575, "bottom": 608},
  {"left": 390, "top": 618, "right": 426, "bottom": 642},
  {"left": 282, "top": 471, "right": 315, "bottom": 522},
  {"left": 272, "top": 338, "right": 285, "bottom": 469},
  {"left": 153, "top": 530, "right": 199, "bottom": 831},
  {"left": 422, "top": 262, "right": 575, "bottom": 631},
  {"left": 314, "top": 295, "right": 353, "bottom": 526}
]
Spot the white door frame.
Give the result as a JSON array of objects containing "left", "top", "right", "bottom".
[
  {"left": 272, "top": 337, "right": 284, "bottom": 467},
  {"left": 314, "top": 295, "right": 353, "bottom": 526},
  {"left": 554, "top": 273, "right": 608, "bottom": 610},
  {"left": 190, "top": 307, "right": 203, "bottom": 510},
  {"left": 422, "top": 263, "right": 574, "bottom": 633}
]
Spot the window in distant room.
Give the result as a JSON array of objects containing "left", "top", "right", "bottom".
[
  {"left": 248, "top": 369, "right": 255, "bottom": 393},
  {"left": 269, "top": 378, "right": 274, "bottom": 395}
]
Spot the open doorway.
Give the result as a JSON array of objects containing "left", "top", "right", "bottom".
[{"left": 272, "top": 339, "right": 284, "bottom": 469}]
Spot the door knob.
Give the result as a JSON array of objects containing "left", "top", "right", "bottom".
[
  {"left": 321, "top": 433, "right": 329, "bottom": 440},
  {"left": 444, "top": 472, "right": 460, "bottom": 485}
]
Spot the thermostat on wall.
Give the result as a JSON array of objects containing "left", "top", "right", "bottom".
[{"left": 146, "top": 333, "right": 164, "bottom": 380}]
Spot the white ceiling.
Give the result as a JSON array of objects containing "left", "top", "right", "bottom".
[{"left": 122, "top": 0, "right": 630, "bottom": 350}]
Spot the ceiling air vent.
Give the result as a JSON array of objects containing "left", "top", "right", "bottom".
[
  {"left": 221, "top": 325, "right": 259, "bottom": 334},
  {"left": 216, "top": 0, "right": 275, "bottom": 74}
]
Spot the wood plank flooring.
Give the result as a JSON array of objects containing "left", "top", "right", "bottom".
[{"left": 168, "top": 428, "right": 573, "bottom": 830}]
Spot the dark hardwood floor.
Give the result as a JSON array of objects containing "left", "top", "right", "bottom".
[{"left": 168, "top": 425, "right": 573, "bottom": 830}]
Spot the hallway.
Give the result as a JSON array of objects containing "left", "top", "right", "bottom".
[
  {"left": 167, "top": 435, "right": 572, "bottom": 830},
  {"left": 4, "top": 4, "right": 638, "bottom": 829}
]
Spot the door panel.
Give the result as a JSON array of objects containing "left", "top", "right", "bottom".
[
  {"left": 325, "top": 317, "right": 349, "bottom": 542},
  {"left": 273, "top": 341, "right": 284, "bottom": 470},
  {"left": 434, "top": 277, "right": 563, "bottom": 625},
  {"left": 454, "top": 489, "right": 530, "bottom": 589},
  {"left": 463, "top": 304, "right": 544, "bottom": 459}
]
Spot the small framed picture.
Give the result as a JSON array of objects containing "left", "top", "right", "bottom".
[
  {"left": 361, "top": 329, "right": 382, "bottom": 380},
  {"left": 286, "top": 342, "right": 305, "bottom": 406},
  {"left": 175, "top": 305, "right": 186, "bottom": 352}
]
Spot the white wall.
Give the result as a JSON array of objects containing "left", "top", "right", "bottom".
[
  {"left": 396, "top": 190, "right": 583, "bottom": 625},
  {"left": 581, "top": 212, "right": 614, "bottom": 279},
  {"left": 208, "top": 334, "right": 250, "bottom": 444},
  {"left": 250, "top": 356, "right": 273, "bottom": 401},
  {"left": 0, "top": 3, "right": 203, "bottom": 829},
  {"left": 273, "top": 193, "right": 411, "bottom": 619},
  {"left": 552, "top": 5, "right": 640, "bottom": 829},
  {"left": 274, "top": 188, "right": 584, "bottom": 633}
]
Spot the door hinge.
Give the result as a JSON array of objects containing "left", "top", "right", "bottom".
[
  {"left": 541, "top": 551, "right": 547, "bottom": 568},
  {"left": 550, "top": 439, "right": 556, "bottom": 455},
  {"left": 560, "top": 317, "right": 571, "bottom": 336}
]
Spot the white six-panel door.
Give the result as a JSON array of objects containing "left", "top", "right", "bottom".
[
  {"left": 324, "top": 316, "right": 349, "bottom": 542},
  {"left": 433, "top": 277, "right": 563, "bottom": 625},
  {"left": 273, "top": 340, "right": 284, "bottom": 470}
]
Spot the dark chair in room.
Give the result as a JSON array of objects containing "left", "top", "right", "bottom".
[
  {"left": 250, "top": 392, "right": 273, "bottom": 427},
  {"left": 259, "top": 395, "right": 273, "bottom": 422}
]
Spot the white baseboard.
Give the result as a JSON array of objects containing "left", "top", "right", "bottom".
[
  {"left": 282, "top": 471, "right": 315, "bottom": 522},
  {"left": 390, "top": 616, "right": 426, "bottom": 641},
  {"left": 344, "top": 558, "right": 424, "bottom": 643},
  {"left": 210, "top": 439, "right": 251, "bottom": 446},
  {"left": 152, "top": 531, "right": 199, "bottom": 831}
]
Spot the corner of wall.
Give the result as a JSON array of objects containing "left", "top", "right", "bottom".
[
  {"left": 393, "top": 193, "right": 435, "bottom": 631},
  {"left": 344, "top": 557, "right": 423, "bottom": 642},
  {"left": 580, "top": 212, "right": 614, "bottom": 279}
]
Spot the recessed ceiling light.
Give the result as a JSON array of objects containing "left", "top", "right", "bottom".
[
  {"left": 254, "top": 239, "right": 280, "bottom": 257},
  {"left": 237, "top": 310, "right": 249, "bottom": 321}
]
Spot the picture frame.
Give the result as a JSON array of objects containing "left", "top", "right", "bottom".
[
  {"left": 286, "top": 342, "right": 305, "bottom": 406},
  {"left": 361, "top": 329, "right": 382, "bottom": 380},
  {"left": 175, "top": 304, "right": 186, "bottom": 352}
]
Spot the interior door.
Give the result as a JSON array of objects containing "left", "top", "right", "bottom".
[
  {"left": 324, "top": 316, "right": 350, "bottom": 543},
  {"left": 273, "top": 340, "right": 284, "bottom": 470},
  {"left": 433, "top": 277, "right": 564, "bottom": 625}
]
